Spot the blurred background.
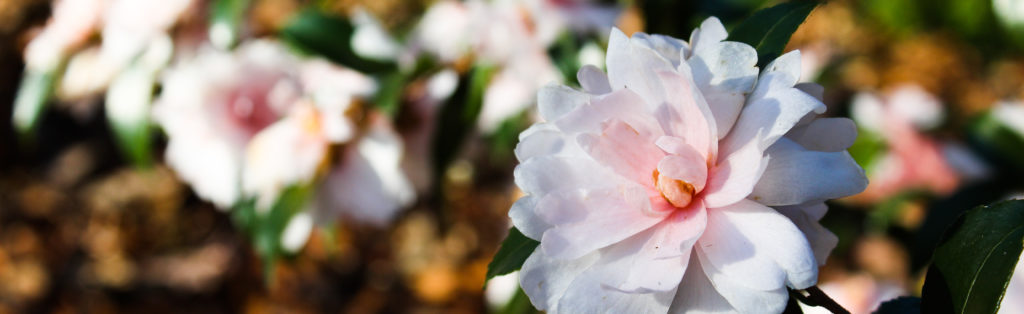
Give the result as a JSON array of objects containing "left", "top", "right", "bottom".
[{"left": 1, "top": 0, "right": 1024, "bottom": 313}]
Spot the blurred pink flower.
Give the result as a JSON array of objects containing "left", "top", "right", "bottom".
[
  {"left": 512, "top": 18, "right": 867, "bottom": 313},
  {"left": 850, "top": 85, "right": 983, "bottom": 202},
  {"left": 413, "top": 0, "right": 616, "bottom": 132}
]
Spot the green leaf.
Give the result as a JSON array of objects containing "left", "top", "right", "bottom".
[
  {"left": 727, "top": 1, "right": 819, "bottom": 68},
  {"left": 209, "top": 0, "right": 251, "bottom": 49},
  {"left": 875, "top": 297, "right": 921, "bottom": 314},
  {"left": 431, "top": 65, "right": 496, "bottom": 182},
  {"left": 12, "top": 68, "right": 57, "bottom": 138},
  {"left": 279, "top": 8, "right": 395, "bottom": 73},
  {"left": 486, "top": 227, "right": 540, "bottom": 281},
  {"left": 921, "top": 200, "right": 1024, "bottom": 314},
  {"left": 969, "top": 111, "right": 1024, "bottom": 171}
]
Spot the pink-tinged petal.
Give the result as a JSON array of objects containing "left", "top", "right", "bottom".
[
  {"left": 632, "top": 33, "right": 689, "bottom": 67},
  {"left": 613, "top": 202, "right": 707, "bottom": 292},
  {"left": 751, "top": 138, "right": 868, "bottom": 206},
  {"left": 513, "top": 155, "right": 624, "bottom": 197},
  {"left": 606, "top": 28, "right": 675, "bottom": 107},
  {"left": 785, "top": 117, "right": 858, "bottom": 152},
  {"left": 718, "top": 72, "right": 826, "bottom": 159},
  {"left": 656, "top": 70, "right": 717, "bottom": 160},
  {"left": 577, "top": 119, "right": 664, "bottom": 185},
  {"left": 509, "top": 195, "right": 549, "bottom": 240},
  {"left": 520, "top": 248, "right": 601, "bottom": 312},
  {"left": 700, "top": 199, "right": 819, "bottom": 290},
  {"left": 538, "top": 185, "right": 666, "bottom": 260},
  {"left": 702, "top": 139, "right": 768, "bottom": 208},
  {"left": 669, "top": 253, "right": 736, "bottom": 313},
  {"left": 554, "top": 88, "right": 661, "bottom": 136},
  {"left": 656, "top": 143, "right": 709, "bottom": 192},
  {"left": 577, "top": 64, "right": 612, "bottom": 94},
  {"left": 774, "top": 202, "right": 838, "bottom": 266},
  {"left": 538, "top": 84, "right": 589, "bottom": 122},
  {"left": 696, "top": 247, "right": 790, "bottom": 313}
]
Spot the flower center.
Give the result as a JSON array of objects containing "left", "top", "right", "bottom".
[{"left": 653, "top": 169, "right": 695, "bottom": 208}]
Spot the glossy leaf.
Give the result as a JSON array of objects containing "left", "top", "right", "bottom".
[
  {"left": 486, "top": 227, "right": 540, "bottom": 281},
  {"left": 727, "top": 1, "right": 819, "bottom": 68},
  {"left": 875, "top": 297, "right": 921, "bottom": 314},
  {"left": 921, "top": 200, "right": 1024, "bottom": 314}
]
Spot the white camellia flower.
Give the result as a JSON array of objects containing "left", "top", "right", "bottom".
[{"left": 511, "top": 18, "right": 868, "bottom": 313}]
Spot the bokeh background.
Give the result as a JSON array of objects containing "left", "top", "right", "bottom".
[{"left": 1, "top": 0, "right": 1024, "bottom": 313}]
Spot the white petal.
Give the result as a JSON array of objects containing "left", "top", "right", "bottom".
[
  {"left": 785, "top": 117, "right": 858, "bottom": 152},
  {"left": 763, "top": 50, "right": 802, "bottom": 86},
  {"left": 280, "top": 210, "right": 314, "bottom": 253},
  {"left": 686, "top": 41, "right": 758, "bottom": 138},
  {"left": 538, "top": 84, "right": 589, "bottom": 122},
  {"left": 699, "top": 199, "right": 819, "bottom": 290},
  {"left": 669, "top": 253, "right": 736, "bottom": 313},
  {"left": 577, "top": 64, "right": 612, "bottom": 94},
  {"left": 514, "top": 123, "right": 573, "bottom": 162},
  {"left": 697, "top": 246, "right": 791, "bottom": 313},
  {"left": 509, "top": 195, "right": 549, "bottom": 240},
  {"left": 751, "top": 138, "right": 868, "bottom": 206},
  {"left": 718, "top": 72, "right": 826, "bottom": 160},
  {"left": 520, "top": 248, "right": 601, "bottom": 311},
  {"left": 606, "top": 28, "right": 675, "bottom": 107},
  {"left": 538, "top": 186, "right": 665, "bottom": 260},
  {"left": 774, "top": 202, "right": 838, "bottom": 265},
  {"left": 513, "top": 155, "right": 623, "bottom": 197},
  {"left": 611, "top": 203, "right": 706, "bottom": 292}
]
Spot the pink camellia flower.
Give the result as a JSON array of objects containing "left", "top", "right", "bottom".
[
  {"left": 850, "top": 85, "right": 987, "bottom": 202},
  {"left": 511, "top": 18, "right": 868, "bottom": 312}
]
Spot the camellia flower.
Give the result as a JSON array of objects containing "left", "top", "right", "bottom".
[
  {"left": 850, "top": 85, "right": 987, "bottom": 202},
  {"left": 413, "top": 0, "right": 616, "bottom": 132},
  {"left": 510, "top": 18, "right": 868, "bottom": 312}
]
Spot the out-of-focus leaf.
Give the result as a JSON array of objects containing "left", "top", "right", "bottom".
[
  {"left": 209, "top": 0, "right": 250, "bottom": 49},
  {"left": 921, "top": 200, "right": 1024, "bottom": 314},
  {"left": 486, "top": 227, "right": 539, "bottom": 282},
  {"left": 501, "top": 287, "right": 540, "bottom": 314},
  {"left": 280, "top": 8, "right": 395, "bottom": 73},
  {"left": 233, "top": 184, "right": 314, "bottom": 280},
  {"left": 487, "top": 111, "right": 530, "bottom": 164},
  {"left": 431, "top": 64, "right": 495, "bottom": 182},
  {"left": 105, "top": 66, "right": 155, "bottom": 168},
  {"left": 860, "top": 0, "right": 921, "bottom": 36},
  {"left": 727, "top": 1, "right": 818, "bottom": 68},
  {"left": 12, "top": 68, "right": 57, "bottom": 138},
  {"left": 969, "top": 111, "right": 1024, "bottom": 171},
  {"left": 847, "top": 128, "right": 887, "bottom": 170},
  {"left": 875, "top": 297, "right": 921, "bottom": 314}
]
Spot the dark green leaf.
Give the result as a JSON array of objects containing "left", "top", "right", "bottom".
[
  {"left": 921, "top": 200, "right": 1024, "bottom": 314},
  {"left": 431, "top": 65, "right": 495, "bottom": 183},
  {"left": 280, "top": 8, "right": 395, "bottom": 73},
  {"left": 727, "top": 1, "right": 819, "bottom": 68},
  {"left": 486, "top": 227, "right": 540, "bottom": 281},
  {"left": 874, "top": 297, "right": 921, "bottom": 314}
]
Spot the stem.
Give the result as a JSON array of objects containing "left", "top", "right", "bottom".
[{"left": 792, "top": 286, "right": 851, "bottom": 314}]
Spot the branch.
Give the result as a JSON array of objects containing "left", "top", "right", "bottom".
[{"left": 791, "top": 286, "right": 851, "bottom": 314}]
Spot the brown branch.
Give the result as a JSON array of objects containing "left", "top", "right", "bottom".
[{"left": 791, "top": 286, "right": 851, "bottom": 314}]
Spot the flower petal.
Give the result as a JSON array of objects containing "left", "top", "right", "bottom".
[
  {"left": 612, "top": 202, "right": 707, "bottom": 292},
  {"left": 538, "top": 84, "right": 589, "bottom": 122},
  {"left": 656, "top": 70, "right": 717, "bottom": 160},
  {"left": 520, "top": 248, "right": 601, "bottom": 311},
  {"left": 696, "top": 246, "right": 791, "bottom": 313},
  {"left": 774, "top": 202, "right": 838, "bottom": 266},
  {"left": 657, "top": 144, "right": 709, "bottom": 192},
  {"left": 577, "top": 64, "right": 612, "bottom": 94},
  {"left": 606, "top": 28, "right": 675, "bottom": 107},
  {"left": 699, "top": 199, "right": 819, "bottom": 290},
  {"left": 577, "top": 119, "right": 664, "bottom": 186},
  {"left": 785, "top": 117, "right": 858, "bottom": 152},
  {"left": 702, "top": 138, "right": 768, "bottom": 208},
  {"left": 751, "top": 138, "right": 868, "bottom": 206},
  {"left": 513, "top": 155, "right": 623, "bottom": 197},
  {"left": 538, "top": 185, "right": 666, "bottom": 260},
  {"left": 509, "top": 195, "right": 550, "bottom": 240},
  {"left": 669, "top": 253, "right": 736, "bottom": 313},
  {"left": 718, "top": 72, "right": 826, "bottom": 159}
]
